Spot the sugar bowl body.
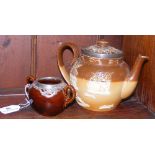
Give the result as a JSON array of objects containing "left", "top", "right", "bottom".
[{"left": 25, "top": 76, "right": 76, "bottom": 116}]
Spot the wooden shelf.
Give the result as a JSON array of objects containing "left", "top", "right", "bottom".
[{"left": 0, "top": 89, "right": 154, "bottom": 118}]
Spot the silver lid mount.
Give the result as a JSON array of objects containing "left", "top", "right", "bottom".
[{"left": 81, "top": 40, "right": 123, "bottom": 59}]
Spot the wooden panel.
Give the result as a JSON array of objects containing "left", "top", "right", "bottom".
[
  {"left": 122, "top": 36, "right": 155, "bottom": 112},
  {"left": 0, "top": 36, "right": 31, "bottom": 89},
  {"left": 0, "top": 35, "right": 123, "bottom": 91},
  {"left": 36, "top": 35, "right": 99, "bottom": 78}
]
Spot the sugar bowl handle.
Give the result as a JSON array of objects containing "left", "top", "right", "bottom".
[
  {"left": 63, "top": 85, "right": 76, "bottom": 107},
  {"left": 25, "top": 75, "right": 36, "bottom": 100},
  {"left": 26, "top": 75, "right": 36, "bottom": 84}
]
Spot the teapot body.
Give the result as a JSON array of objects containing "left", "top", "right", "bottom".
[
  {"left": 70, "top": 55, "right": 131, "bottom": 111},
  {"left": 57, "top": 40, "right": 148, "bottom": 111}
]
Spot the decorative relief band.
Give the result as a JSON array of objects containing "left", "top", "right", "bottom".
[
  {"left": 26, "top": 81, "right": 66, "bottom": 98},
  {"left": 32, "top": 82, "right": 66, "bottom": 98}
]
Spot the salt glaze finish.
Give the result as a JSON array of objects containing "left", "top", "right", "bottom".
[
  {"left": 25, "top": 76, "right": 76, "bottom": 116},
  {"left": 57, "top": 40, "right": 149, "bottom": 111}
]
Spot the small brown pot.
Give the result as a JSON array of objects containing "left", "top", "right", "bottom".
[{"left": 25, "top": 76, "right": 76, "bottom": 116}]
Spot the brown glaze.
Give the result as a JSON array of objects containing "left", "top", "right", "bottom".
[
  {"left": 57, "top": 40, "right": 149, "bottom": 111},
  {"left": 26, "top": 76, "right": 76, "bottom": 116},
  {"left": 73, "top": 55, "right": 129, "bottom": 81},
  {"left": 121, "top": 54, "right": 149, "bottom": 99},
  {"left": 26, "top": 75, "right": 36, "bottom": 84},
  {"left": 38, "top": 79, "right": 61, "bottom": 85},
  {"left": 29, "top": 88, "right": 65, "bottom": 116},
  {"left": 57, "top": 42, "right": 80, "bottom": 84},
  {"left": 127, "top": 54, "right": 149, "bottom": 81}
]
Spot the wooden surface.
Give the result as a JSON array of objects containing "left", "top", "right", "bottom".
[
  {"left": 0, "top": 36, "right": 31, "bottom": 89},
  {"left": 123, "top": 36, "right": 155, "bottom": 113},
  {"left": 0, "top": 88, "right": 154, "bottom": 119}
]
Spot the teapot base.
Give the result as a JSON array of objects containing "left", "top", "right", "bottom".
[
  {"left": 76, "top": 100, "right": 117, "bottom": 112},
  {"left": 82, "top": 106, "right": 117, "bottom": 112}
]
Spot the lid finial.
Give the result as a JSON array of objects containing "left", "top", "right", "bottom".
[{"left": 97, "top": 39, "right": 109, "bottom": 47}]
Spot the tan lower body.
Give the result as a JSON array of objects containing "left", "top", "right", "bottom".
[{"left": 70, "top": 75, "right": 137, "bottom": 111}]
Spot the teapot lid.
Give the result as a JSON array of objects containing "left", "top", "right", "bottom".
[{"left": 81, "top": 40, "right": 123, "bottom": 59}]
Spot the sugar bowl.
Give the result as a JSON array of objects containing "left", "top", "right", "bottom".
[{"left": 25, "top": 76, "right": 76, "bottom": 116}]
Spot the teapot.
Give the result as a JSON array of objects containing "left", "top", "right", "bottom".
[{"left": 57, "top": 40, "right": 149, "bottom": 111}]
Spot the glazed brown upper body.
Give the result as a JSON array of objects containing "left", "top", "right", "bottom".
[
  {"left": 72, "top": 55, "right": 130, "bottom": 81},
  {"left": 29, "top": 87, "right": 65, "bottom": 116}
]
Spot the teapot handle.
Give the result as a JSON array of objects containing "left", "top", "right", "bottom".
[{"left": 57, "top": 42, "right": 80, "bottom": 84}]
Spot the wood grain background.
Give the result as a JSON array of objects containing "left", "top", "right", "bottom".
[
  {"left": 0, "top": 36, "right": 31, "bottom": 89},
  {"left": 0, "top": 35, "right": 122, "bottom": 90},
  {"left": 36, "top": 35, "right": 99, "bottom": 78},
  {"left": 123, "top": 36, "right": 155, "bottom": 113},
  {"left": 1, "top": 35, "right": 154, "bottom": 113},
  {"left": 0, "top": 35, "right": 100, "bottom": 89}
]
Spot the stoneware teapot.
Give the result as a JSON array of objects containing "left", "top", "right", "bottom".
[
  {"left": 25, "top": 76, "right": 76, "bottom": 116},
  {"left": 57, "top": 40, "right": 149, "bottom": 111}
]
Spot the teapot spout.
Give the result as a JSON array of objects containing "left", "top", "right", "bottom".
[
  {"left": 127, "top": 54, "right": 149, "bottom": 81},
  {"left": 121, "top": 54, "right": 149, "bottom": 99}
]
